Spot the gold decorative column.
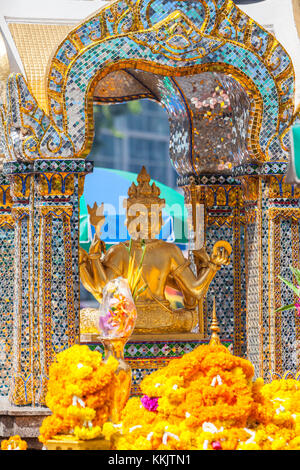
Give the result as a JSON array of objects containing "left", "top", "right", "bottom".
[
  {"left": 0, "top": 174, "right": 14, "bottom": 397},
  {"left": 3, "top": 159, "right": 92, "bottom": 406},
  {"left": 181, "top": 175, "right": 246, "bottom": 355},
  {"left": 241, "top": 169, "right": 300, "bottom": 379}
]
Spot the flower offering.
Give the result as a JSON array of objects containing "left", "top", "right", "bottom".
[
  {"left": 39, "top": 345, "right": 118, "bottom": 445},
  {"left": 1, "top": 435, "right": 27, "bottom": 450},
  {"left": 103, "top": 343, "right": 300, "bottom": 450},
  {"left": 98, "top": 277, "right": 137, "bottom": 339}
]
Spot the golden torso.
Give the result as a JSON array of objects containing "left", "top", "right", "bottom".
[{"left": 104, "top": 240, "right": 174, "bottom": 299}]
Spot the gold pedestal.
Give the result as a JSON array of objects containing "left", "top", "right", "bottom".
[
  {"left": 80, "top": 332, "right": 206, "bottom": 343},
  {"left": 102, "top": 338, "right": 132, "bottom": 423},
  {"left": 46, "top": 437, "right": 110, "bottom": 450}
]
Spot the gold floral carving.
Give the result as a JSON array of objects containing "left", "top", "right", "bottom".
[
  {"left": 39, "top": 205, "right": 73, "bottom": 218},
  {"left": 38, "top": 173, "right": 75, "bottom": 196}
]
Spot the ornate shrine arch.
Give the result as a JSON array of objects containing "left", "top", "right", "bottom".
[
  {"left": 0, "top": 0, "right": 298, "bottom": 407},
  {"left": 45, "top": 0, "right": 294, "bottom": 172}
]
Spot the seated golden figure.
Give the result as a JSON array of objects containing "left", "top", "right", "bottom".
[{"left": 79, "top": 167, "right": 231, "bottom": 334}]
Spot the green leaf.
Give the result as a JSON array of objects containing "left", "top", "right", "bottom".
[
  {"left": 134, "top": 283, "right": 148, "bottom": 300},
  {"left": 139, "top": 241, "right": 147, "bottom": 267},
  {"left": 289, "top": 266, "right": 300, "bottom": 286},
  {"left": 274, "top": 303, "right": 296, "bottom": 313},
  {"left": 278, "top": 275, "right": 300, "bottom": 297},
  {"left": 126, "top": 238, "right": 132, "bottom": 254}
]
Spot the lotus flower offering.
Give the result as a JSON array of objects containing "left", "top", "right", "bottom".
[{"left": 98, "top": 277, "right": 137, "bottom": 340}]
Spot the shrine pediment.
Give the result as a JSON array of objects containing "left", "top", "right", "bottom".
[
  {"left": 133, "top": 10, "right": 226, "bottom": 58},
  {"left": 0, "top": 0, "right": 296, "bottom": 177}
]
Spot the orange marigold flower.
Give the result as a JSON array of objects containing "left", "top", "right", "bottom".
[{"left": 39, "top": 345, "right": 118, "bottom": 445}]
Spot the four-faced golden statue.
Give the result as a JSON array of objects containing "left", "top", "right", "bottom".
[{"left": 79, "top": 167, "right": 231, "bottom": 334}]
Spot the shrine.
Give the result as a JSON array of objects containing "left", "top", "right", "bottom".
[{"left": 0, "top": 0, "right": 300, "bottom": 451}]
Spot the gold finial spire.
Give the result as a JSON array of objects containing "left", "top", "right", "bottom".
[{"left": 209, "top": 297, "right": 221, "bottom": 346}]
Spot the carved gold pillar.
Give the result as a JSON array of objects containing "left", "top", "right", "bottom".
[
  {"left": 241, "top": 175, "right": 262, "bottom": 376},
  {"left": 241, "top": 167, "right": 300, "bottom": 379},
  {"left": 181, "top": 175, "right": 246, "bottom": 355},
  {"left": 3, "top": 159, "right": 92, "bottom": 406},
  {"left": 0, "top": 174, "right": 14, "bottom": 397},
  {"left": 266, "top": 175, "right": 300, "bottom": 375},
  {"left": 4, "top": 165, "right": 35, "bottom": 405}
]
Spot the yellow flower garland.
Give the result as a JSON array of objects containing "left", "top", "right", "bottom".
[
  {"left": 102, "top": 344, "right": 300, "bottom": 450},
  {"left": 39, "top": 344, "right": 118, "bottom": 445},
  {"left": 38, "top": 341, "right": 300, "bottom": 450},
  {"left": 1, "top": 435, "right": 27, "bottom": 450}
]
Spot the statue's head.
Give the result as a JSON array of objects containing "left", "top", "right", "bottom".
[{"left": 124, "top": 166, "right": 165, "bottom": 240}]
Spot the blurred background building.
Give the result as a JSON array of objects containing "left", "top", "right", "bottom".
[{"left": 89, "top": 99, "right": 176, "bottom": 188}]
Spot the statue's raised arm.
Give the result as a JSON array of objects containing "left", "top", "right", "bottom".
[
  {"left": 79, "top": 202, "right": 108, "bottom": 302},
  {"left": 170, "top": 241, "right": 231, "bottom": 300}
]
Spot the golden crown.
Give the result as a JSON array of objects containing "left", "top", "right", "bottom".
[{"left": 127, "top": 166, "right": 165, "bottom": 208}]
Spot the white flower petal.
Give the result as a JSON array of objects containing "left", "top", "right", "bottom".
[
  {"left": 129, "top": 425, "right": 142, "bottom": 433},
  {"left": 202, "top": 422, "right": 219, "bottom": 434},
  {"left": 203, "top": 439, "right": 209, "bottom": 450},
  {"left": 162, "top": 432, "right": 179, "bottom": 445}
]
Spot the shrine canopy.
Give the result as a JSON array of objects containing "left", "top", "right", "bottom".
[
  {"left": 79, "top": 167, "right": 188, "bottom": 251},
  {"left": 0, "top": 0, "right": 297, "bottom": 185}
]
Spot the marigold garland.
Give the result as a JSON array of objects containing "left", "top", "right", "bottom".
[
  {"left": 38, "top": 342, "right": 300, "bottom": 450},
  {"left": 102, "top": 343, "right": 300, "bottom": 450},
  {"left": 1, "top": 435, "right": 27, "bottom": 450},
  {"left": 39, "top": 344, "right": 118, "bottom": 445}
]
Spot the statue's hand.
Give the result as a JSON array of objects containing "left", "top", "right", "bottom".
[
  {"left": 89, "top": 238, "right": 105, "bottom": 257},
  {"left": 192, "top": 246, "right": 210, "bottom": 265},
  {"left": 210, "top": 241, "right": 232, "bottom": 267},
  {"left": 87, "top": 202, "right": 105, "bottom": 232}
]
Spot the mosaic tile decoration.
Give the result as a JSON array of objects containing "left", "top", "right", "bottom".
[
  {"left": 182, "top": 182, "right": 247, "bottom": 358},
  {"left": 267, "top": 203, "right": 300, "bottom": 377},
  {"left": 1, "top": 75, "right": 75, "bottom": 162},
  {"left": 44, "top": 0, "right": 294, "bottom": 172},
  {"left": 239, "top": 174, "right": 300, "bottom": 379},
  {"left": 244, "top": 207, "right": 261, "bottom": 375},
  {"left": 205, "top": 213, "right": 247, "bottom": 358},
  {"left": 176, "top": 72, "right": 251, "bottom": 173},
  {"left": 0, "top": 227, "right": 14, "bottom": 397},
  {"left": 0, "top": 155, "right": 92, "bottom": 401},
  {"left": 86, "top": 339, "right": 233, "bottom": 396},
  {"left": 0, "top": 155, "right": 92, "bottom": 404},
  {"left": 180, "top": 172, "right": 300, "bottom": 379}
]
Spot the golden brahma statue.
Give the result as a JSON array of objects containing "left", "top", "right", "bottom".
[{"left": 79, "top": 167, "right": 231, "bottom": 334}]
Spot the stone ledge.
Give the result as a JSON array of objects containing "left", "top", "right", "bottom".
[
  {"left": 0, "top": 396, "right": 51, "bottom": 450},
  {"left": 0, "top": 397, "right": 50, "bottom": 416}
]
